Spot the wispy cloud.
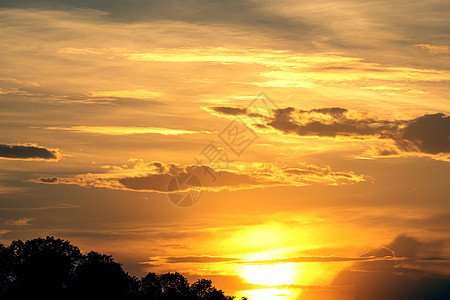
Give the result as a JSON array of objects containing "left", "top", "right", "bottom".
[
  {"left": 415, "top": 44, "right": 450, "bottom": 55},
  {"left": 44, "top": 126, "right": 210, "bottom": 136},
  {"left": 0, "top": 76, "right": 40, "bottom": 86},
  {"left": 60, "top": 46, "right": 450, "bottom": 89},
  {"left": 0, "top": 203, "right": 80, "bottom": 211},
  {"left": 86, "top": 89, "right": 165, "bottom": 99},
  {"left": 5, "top": 217, "right": 33, "bottom": 226},
  {"left": 0, "top": 185, "right": 26, "bottom": 194}
]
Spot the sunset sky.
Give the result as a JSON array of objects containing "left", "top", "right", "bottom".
[{"left": 0, "top": 1, "right": 449, "bottom": 299}]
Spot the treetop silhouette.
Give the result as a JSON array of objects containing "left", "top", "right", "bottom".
[{"left": 0, "top": 236, "right": 246, "bottom": 299}]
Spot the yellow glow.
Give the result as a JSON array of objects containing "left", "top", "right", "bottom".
[
  {"left": 88, "top": 89, "right": 165, "bottom": 99},
  {"left": 238, "top": 288, "right": 302, "bottom": 300},
  {"left": 241, "top": 263, "right": 297, "bottom": 286},
  {"left": 44, "top": 126, "right": 207, "bottom": 135}
]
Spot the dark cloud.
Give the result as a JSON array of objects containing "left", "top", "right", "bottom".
[
  {"left": 268, "top": 107, "right": 400, "bottom": 138},
  {"left": 331, "top": 235, "right": 450, "bottom": 300},
  {"left": 400, "top": 113, "right": 450, "bottom": 154},
  {"left": 387, "top": 234, "right": 447, "bottom": 259},
  {"left": 208, "top": 106, "right": 450, "bottom": 157},
  {"left": 0, "top": 0, "right": 313, "bottom": 38},
  {"left": 0, "top": 144, "right": 60, "bottom": 160},
  {"left": 333, "top": 267, "right": 450, "bottom": 300},
  {"left": 37, "top": 177, "right": 59, "bottom": 183},
  {"left": 209, "top": 106, "right": 248, "bottom": 116}
]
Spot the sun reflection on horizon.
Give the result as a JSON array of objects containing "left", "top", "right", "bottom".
[
  {"left": 240, "top": 262, "right": 298, "bottom": 286},
  {"left": 237, "top": 288, "right": 302, "bottom": 300}
]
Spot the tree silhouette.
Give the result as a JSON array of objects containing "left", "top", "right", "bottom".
[
  {"left": 72, "top": 251, "right": 130, "bottom": 298},
  {"left": 0, "top": 236, "right": 245, "bottom": 299},
  {"left": 191, "top": 279, "right": 235, "bottom": 300},
  {"left": 0, "top": 244, "right": 13, "bottom": 295},
  {"left": 159, "top": 272, "right": 192, "bottom": 299},
  {"left": 140, "top": 272, "right": 163, "bottom": 299},
  {"left": 7, "top": 236, "right": 81, "bottom": 297}
]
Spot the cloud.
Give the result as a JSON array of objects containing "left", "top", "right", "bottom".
[
  {"left": 86, "top": 89, "right": 165, "bottom": 99},
  {"left": 209, "top": 106, "right": 248, "bottom": 116},
  {"left": 164, "top": 256, "right": 239, "bottom": 264},
  {"left": 386, "top": 234, "right": 447, "bottom": 259},
  {"left": 0, "top": 203, "right": 79, "bottom": 211},
  {"left": 415, "top": 44, "right": 450, "bottom": 55},
  {"left": 0, "top": 76, "right": 40, "bottom": 86},
  {"left": 331, "top": 235, "right": 450, "bottom": 300},
  {"left": 399, "top": 113, "right": 450, "bottom": 155},
  {"left": 266, "top": 107, "right": 400, "bottom": 138},
  {"left": 0, "top": 185, "right": 26, "bottom": 194},
  {"left": 0, "top": 87, "right": 39, "bottom": 96},
  {"left": 119, "top": 47, "right": 450, "bottom": 86},
  {"left": 4, "top": 217, "right": 33, "bottom": 226},
  {"left": 149, "top": 254, "right": 382, "bottom": 265},
  {"left": 208, "top": 106, "right": 450, "bottom": 159},
  {"left": 58, "top": 45, "right": 450, "bottom": 89},
  {"left": 44, "top": 126, "right": 210, "bottom": 136},
  {"left": 0, "top": 143, "right": 62, "bottom": 161},
  {"left": 29, "top": 160, "right": 367, "bottom": 193}
]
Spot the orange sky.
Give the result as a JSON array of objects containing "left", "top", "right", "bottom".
[{"left": 0, "top": 1, "right": 449, "bottom": 299}]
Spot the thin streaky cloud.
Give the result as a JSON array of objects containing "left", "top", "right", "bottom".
[{"left": 44, "top": 126, "right": 211, "bottom": 136}]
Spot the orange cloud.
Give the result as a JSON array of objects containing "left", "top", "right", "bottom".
[
  {"left": 208, "top": 106, "right": 450, "bottom": 159},
  {"left": 29, "top": 160, "right": 367, "bottom": 193},
  {"left": 415, "top": 44, "right": 450, "bottom": 55}
]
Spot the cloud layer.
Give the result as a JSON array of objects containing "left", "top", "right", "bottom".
[
  {"left": 30, "top": 160, "right": 367, "bottom": 193},
  {"left": 331, "top": 235, "right": 450, "bottom": 300}
]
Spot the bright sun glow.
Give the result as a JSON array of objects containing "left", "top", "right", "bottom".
[
  {"left": 238, "top": 288, "right": 302, "bottom": 300},
  {"left": 241, "top": 263, "right": 297, "bottom": 286}
]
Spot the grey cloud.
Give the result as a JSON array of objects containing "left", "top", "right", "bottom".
[
  {"left": 31, "top": 160, "right": 366, "bottom": 193},
  {"left": 400, "top": 113, "right": 450, "bottom": 154},
  {"left": 37, "top": 177, "right": 59, "bottom": 183},
  {"left": 209, "top": 106, "right": 248, "bottom": 116},
  {"left": 333, "top": 266, "right": 450, "bottom": 300},
  {"left": 268, "top": 107, "right": 401, "bottom": 138},
  {"left": 387, "top": 234, "right": 447, "bottom": 259},
  {"left": 209, "top": 106, "right": 450, "bottom": 156},
  {"left": 118, "top": 165, "right": 261, "bottom": 192},
  {"left": 0, "top": 0, "right": 312, "bottom": 35},
  {"left": 331, "top": 235, "right": 450, "bottom": 300},
  {"left": 0, "top": 144, "right": 60, "bottom": 160}
]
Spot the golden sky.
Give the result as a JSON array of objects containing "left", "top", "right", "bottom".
[{"left": 0, "top": 1, "right": 449, "bottom": 299}]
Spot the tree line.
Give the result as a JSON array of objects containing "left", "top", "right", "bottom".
[{"left": 0, "top": 236, "right": 247, "bottom": 299}]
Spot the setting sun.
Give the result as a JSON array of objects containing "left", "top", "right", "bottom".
[
  {"left": 0, "top": 0, "right": 449, "bottom": 299},
  {"left": 241, "top": 263, "right": 298, "bottom": 286}
]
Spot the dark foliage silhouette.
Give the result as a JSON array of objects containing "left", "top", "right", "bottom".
[
  {"left": 72, "top": 251, "right": 130, "bottom": 298},
  {"left": 0, "top": 236, "right": 243, "bottom": 299}
]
